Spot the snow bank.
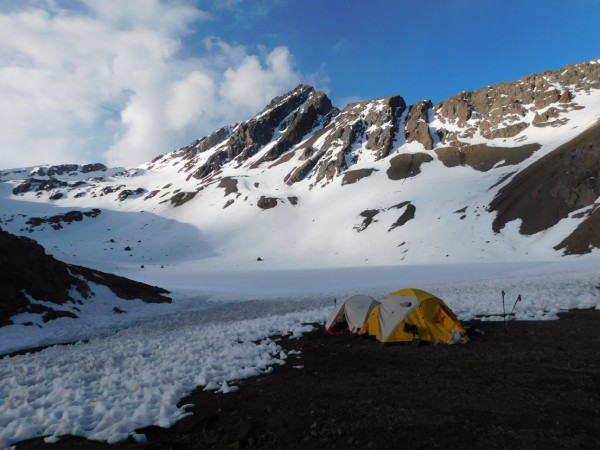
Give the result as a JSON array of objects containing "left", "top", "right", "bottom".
[{"left": 0, "top": 307, "right": 327, "bottom": 448}]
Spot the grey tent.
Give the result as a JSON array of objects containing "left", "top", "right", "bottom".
[{"left": 325, "top": 295, "right": 380, "bottom": 334}]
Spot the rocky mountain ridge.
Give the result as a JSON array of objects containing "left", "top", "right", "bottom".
[{"left": 2, "top": 57, "right": 600, "bottom": 270}]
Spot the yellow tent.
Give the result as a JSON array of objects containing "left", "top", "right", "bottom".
[{"left": 359, "top": 288, "right": 466, "bottom": 344}]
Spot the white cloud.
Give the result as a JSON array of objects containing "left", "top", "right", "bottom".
[
  {"left": 165, "top": 71, "right": 216, "bottom": 131},
  {"left": 220, "top": 46, "right": 301, "bottom": 110},
  {"left": 0, "top": 1, "right": 306, "bottom": 169}
]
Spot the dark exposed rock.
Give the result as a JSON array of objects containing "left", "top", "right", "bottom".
[
  {"left": 438, "top": 93, "right": 472, "bottom": 124},
  {"left": 363, "top": 95, "right": 406, "bottom": 159},
  {"left": 169, "top": 191, "right": 198, "bottom": 207},
  {"left": 224, "top": 85, "right": 335, "bottom": 167},
  {"left": 118, "top": 188, "right": 145, "bottom": 201},
  {"left": 435, "top": 61, "right": 600, "bottom": 145},
  {"left": 179, "top": 126, "right": 233, "bottom": 162},
  {"left": 13, "top": 178, "right": 68, "bottom": 195},
  {"left": 386, "top": 153, "right": 433, "bottom": 180},
  {"left": 405, "top": 99, "right": 433, "bottom": 149},
  {"left": 341, "top": 168, "right": 378, "bottom": 185},
  {"left": 355, "top": 209, "right": 379, "bottom": 232},
  {"left": 389, "top": 203, "right": 416, "bottom": 231},
  {"left": 69, "top": 265, "right": 171, "bottom": 304},
  {"left": 287, "top": 196, "right": 298, "bottom": 206},
  {"left": 284, "top": 151, "right": 323, "bottom": 185},
  {"left": 100, "top": 185, "right": 125, "bottom": 196},
  {"left": 0, "top": 228, "right": 78, "bottom": 326},
  {"left": 532, "top": 107, "right": 567, "bottom": 128},
  {"left": 46, "top": 164, "right": 79, "bottom": 177},
  {"left": 489, "top": 120, "right": 600, "bottom": 237},
  {"left": 559, "top": 89, "right": 573, "bottom": 103},
  {"left": 436, "top": 143, "right": 540, "bottom": 172},
  {"left": 390, "top": 201, "right": 411, "bottom": 210},
  {"left": 0, "top": 227, "right": 170, "bottom": 327},
  {"left": 480, "top": 121, "right": 529, "bottom": 140},
  {"left": 218, "top": 177, "right": 239, "bottom": 196},
  {"left": 252, "top": 90, "right": 337, "bottom": 166},
  {"left": 554, "top": 206, "right": 600, "bottom": 254},
  {"left": 190, "top": 152, "right": 227, "bottom": 180},
  {"left": 25, "top": 209, "right": 101, "bottom": 230},
  {"left": 284, "top": 96, "right": 405, "bottom": 185},
  {"left": 81, "top": 163, "right": 107, "bottom": 173},
  {"left": 144, "top": 190, "right": 161, "bottom": 200},
  {"left": 257, "top": 196, "right": 278, "bottom": 210},
  {"left": 313, "top": 148, "right": 347, "bottom": 183}
]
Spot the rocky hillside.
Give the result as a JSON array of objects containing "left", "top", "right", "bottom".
[
  {"left": 1, "top": 58, "right": 600, "bottom": 271},
  {"left": 0, "top": 227, "right": 171, "bottom": 328}
]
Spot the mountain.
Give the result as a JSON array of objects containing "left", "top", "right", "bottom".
[{"left": 1, "top": 58, "right": 600, "bottom": 277}]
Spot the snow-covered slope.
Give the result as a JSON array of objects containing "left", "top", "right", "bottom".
[{"left": 2, "top": 59, "right": 600, "bottom": 282}]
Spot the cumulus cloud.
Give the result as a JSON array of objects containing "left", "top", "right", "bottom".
[{"left": 0, "top": 1, "right": 305, "bottom": 169}]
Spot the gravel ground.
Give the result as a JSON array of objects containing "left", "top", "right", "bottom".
[{"left": 16, "top": 309, "right": 600, "bottom": 449}]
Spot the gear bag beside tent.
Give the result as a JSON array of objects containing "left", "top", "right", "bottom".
[
  {"left": 325, "top": 295, "right": 380, "bottom": 334},
  {"left": 358, "top": 288, "right": 466, "bottom": 344}
]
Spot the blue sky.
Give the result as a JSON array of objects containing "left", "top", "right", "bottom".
[
  {"left": 1, "top": 0, "right": 599, "bottom": 168},
  {"left": 199, "top": 0, "right": 600, "bottom": 105}
]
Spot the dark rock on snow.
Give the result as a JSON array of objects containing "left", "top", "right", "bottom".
[{"left": 0, "top": 227, "right": 170, "bottom": 327}]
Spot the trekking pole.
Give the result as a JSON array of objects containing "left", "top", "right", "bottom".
[
  {"left": 502, "top": 290, "right": 506, "bottom": 334},
  {"left": 508, "top": 294, "right": 522, "bottom": 321}
]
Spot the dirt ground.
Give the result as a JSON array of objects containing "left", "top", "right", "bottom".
[{"left": 16, "top": 309, "right": 600, "bottom": 449}]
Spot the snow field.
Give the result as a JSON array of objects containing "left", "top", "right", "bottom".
[{"left": 0, "top": 307, "right": 328, "bottom": 448}]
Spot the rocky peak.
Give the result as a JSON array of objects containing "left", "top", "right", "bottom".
[{"left": 187, "top": 85, "right": 337, "bottom": 180}]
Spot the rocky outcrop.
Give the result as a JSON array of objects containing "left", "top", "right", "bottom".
[
  {"left": 342, "top": 168, "right": 378, "bottom": 185},
  {"left": 436, "top": 60, "right": 600, "bottom": 146},
  {"left": 489, "top": 120, "right": 600, "bottom": 235},
  {"left": 218, "top": 177, "right": 239, "bottom": 196},
  {"left": 0, "top": 228, "right": 170, "bottom": 327},
  {"left": 436, "top": 143, "right": 540, "bottom": 172},
  {"left": 257, "top": 196, "right": 278, "bottom": 209},
  {"left": 405, "top": 99, "right": 433, "bottom": 149},
  {"left": 188, "top": 85, "right": 337, "bottom": 180},
  {"left": 438, "top": 93, "right": 472, "bottom": 125},
  {"left": 25, "top": 209, "right": 101, "bottom": 231},
  {"left": 13, "top": 178, "right": 68, "bottom": 195},
  {"left": 284, "top": 95, "right": 406, "bottom": 185},
  {"left": 554, "top": 206, "right": 600, "bottom": 254},
  {"left": 389, "top": 202, "right": 416, "bottom": 231},
  {"left": 227, "top": 85, "right": 335, "bottom": 163},
  {"left": 386, "top": 153, "right": 433, "bottom": 180},
  {"left": 354, "top": 201, "right": 416, "bottom": 232},
  {"left": 364, "top": 95, "right": 406, "bottom": 159},
  {"left": 252, "top": 90, "right": 337, "bottom": 166},
  {"left": 168, "top": 191, "right": 199, "bottom": 207}
]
